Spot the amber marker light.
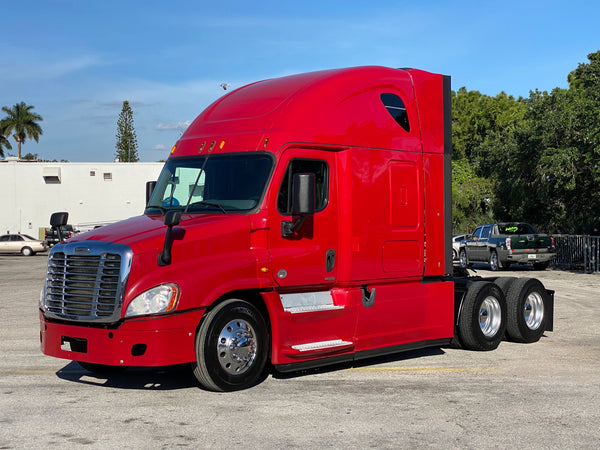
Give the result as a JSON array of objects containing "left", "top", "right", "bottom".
[
  {"left": 170, "top": 145, "right": 177, "bottom": 154},
  {"left": 220, "top": 140, "right": 226, "bottom": 150},
  {"left": 260, "top": 267, "right": 270, "bottom": 273}
]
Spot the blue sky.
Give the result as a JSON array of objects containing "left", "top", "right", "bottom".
[{"left": 1, "top": 0, "right": 598, "bottom": 162}]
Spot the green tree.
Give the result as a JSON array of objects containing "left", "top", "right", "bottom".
[
  {"left": 0, "top": 102, "right": 43, "bottom": 159},
  {"left": 451, "top": 88, "right": 491, "bottom": 161},
  {"left": 452, "top": 157, "right": 496, "bottom": 234},
  {"left": 0, "top": 134, "right": 11, "bottom": 158},
  {"left": 451, "top": 88, "right": 527, "bottom": 231},
  {"left": 472, "top": 50, "right": 600, "bottom": 234},
  {"left": 22, "top": 152, "right": 39, "bottom": 160},
  {"left": 450, "top": 50, "right": 600, "bottom": 234},
  {"left": 115, "top": 100, "right": 139, "bottom": 162}
]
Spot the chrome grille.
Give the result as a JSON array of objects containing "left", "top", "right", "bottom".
[{"left": 43, "top": 241, "right": 132, "bottom": 323}]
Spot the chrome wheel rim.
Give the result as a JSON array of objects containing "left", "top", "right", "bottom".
[
  {"left": 217, "top": 319, "right": 257, "bottom": 375},
  {"left": 490, "top": 253, "right": 498, "bottom": 270},
  {"left": 460, "top": 251, "right": 467, "bottom": 268},
  {"left": 479, "top": 296, "right": 502, "bottom": 337},
  {"left": 524, "top": 291, "right": 544, "bottom": 330}
]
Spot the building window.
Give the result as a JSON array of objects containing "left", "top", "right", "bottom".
[
  {"left": 103, "top": 172, "right": 112, "bottom": 181},
  {"left": 42, "top": 167, "right": 61, "bottom": 184},
  {"left": 90, "top": 171, "right": 96, "bottom": 176}
]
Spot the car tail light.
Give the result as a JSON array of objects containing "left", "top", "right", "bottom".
[{"left": 506, "top": 237, "right": 511, "bottom": 250}]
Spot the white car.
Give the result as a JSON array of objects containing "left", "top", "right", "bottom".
[
  {"left": 452, "top": 234, "right": 470, "bottom": 260},
  {"left": 0, "top": 234, "right": 48, "bottom": 256}
]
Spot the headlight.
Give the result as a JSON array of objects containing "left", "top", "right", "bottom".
[{"left": 125, "top": 284, "right": 180, "bottom": 318}]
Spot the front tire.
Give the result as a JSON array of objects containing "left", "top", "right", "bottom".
[
  {"left": 458, "top": 282, "right": 507, "bottom": 351},
  {"left": 459, "top": 249, "right": 470, "bottom": 268},
  {"left": 504, "top": 278, "right": 549, "bottom": 343},
  {"left": 192, "top": 299, "right": 269, "bottom": 392}
]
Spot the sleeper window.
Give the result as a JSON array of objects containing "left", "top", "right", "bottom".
[{"left": 381, "top": 93, "right": 410, "bottom": 132}]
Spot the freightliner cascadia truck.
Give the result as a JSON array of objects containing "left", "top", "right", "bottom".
[{"left": 39, "top": 66, "right": 554, "bottom": 391}]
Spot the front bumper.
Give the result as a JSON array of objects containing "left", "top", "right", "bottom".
[{"left": 40, "top": 309, "right": 204, "bottom": 367}]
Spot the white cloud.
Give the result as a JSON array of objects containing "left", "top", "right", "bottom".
[
  {"left": 155, "top": 121, "right": 191, "bottom": 131},
  {"left": 0, "top": 48, "right": 104, "bottom": 81}
]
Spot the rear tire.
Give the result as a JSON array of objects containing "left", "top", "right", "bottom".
[
  {"left": 505, "top": 278, "right": 549, "bottom": 343},
  {"left": 21, "top": 247, "right": 34, "bottom": 256},
  {"left": 533, "top": 262, "right": 548, "bottom": 271},
  {"left": 458, "top": 282, "right": 507, "bottom": 351},
  {"left": 192, "top": 299, "right": 269, "bottom": 392},
  {"left": 489, "top": 250, "right": 503, "bottom": 271},
  {"left": 493, "top": 277, "right": 517, "bottom": 297}
]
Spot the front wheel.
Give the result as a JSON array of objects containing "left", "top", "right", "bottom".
[
  {"left": 459, "top": 249, "right": 470, "bottom": 268},
  {"left": 458, "top": 282, "right": 507, "bottom": 351},
  {"left": 192, "top": 299, "right": 270, "bottom": 392}
]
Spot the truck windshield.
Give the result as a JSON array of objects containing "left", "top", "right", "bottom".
[{"left": 145, "top": 153, "right": 274, "bottom": 215}]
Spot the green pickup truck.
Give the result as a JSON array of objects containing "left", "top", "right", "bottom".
[{"left": 458, "top": 222, "right": 556, "bottom": 271}]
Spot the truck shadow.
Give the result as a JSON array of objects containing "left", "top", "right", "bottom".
[
  {"left": 56, "top": 361, "right": 200, "bottom": 390},
  {"left": 272, "top": 346, "right": 446, "bottom": 381},
  {"left": 55, "top": 347, "right": 446, "bottom": 390}
]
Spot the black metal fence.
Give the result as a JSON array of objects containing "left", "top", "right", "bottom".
[{"left": 552, "top": 235, "right": 600, "bottom": 273}]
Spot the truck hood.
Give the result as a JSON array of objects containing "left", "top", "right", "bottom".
[
  {"left": 65, "top": 213, "right": 266, "bottom": 312},
  {"left": 69, "top": 214, "right": 250, "bottom": 255}
]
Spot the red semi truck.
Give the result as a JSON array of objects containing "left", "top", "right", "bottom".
[{"left": 39, "top": 66, "right": 553, "bottom": 391}]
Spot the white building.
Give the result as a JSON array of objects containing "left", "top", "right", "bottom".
[{"left": 1, "top": 159, "right": 164, "bottom": 238}]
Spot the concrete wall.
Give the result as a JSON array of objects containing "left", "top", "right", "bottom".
[{"left": 1, "top": 160, "right": 164, "bottom": 238}]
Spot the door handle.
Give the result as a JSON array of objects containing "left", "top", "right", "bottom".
[{"left": 326, "top": 249, "right": 335, "bottom": 272}]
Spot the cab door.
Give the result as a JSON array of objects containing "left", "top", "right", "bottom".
[
  {"left": 464, "top": 226, "right": 482, "bottom": 262},
  {"left": 477, "top": 225, "right": 492, "bottom": 260},
  {"left": 267, "top": 148, "right": 338, "bottom": 289}
]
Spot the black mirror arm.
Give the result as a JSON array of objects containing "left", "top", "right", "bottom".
[
  {"left": 281, "top": 216, "right": 306, "bottom": 238},
  {"left": 158, "top": 225, "right": 175, "bottom": 266},
  {"left": 158, "top": 211, "right": 181, "bottom": 266}
]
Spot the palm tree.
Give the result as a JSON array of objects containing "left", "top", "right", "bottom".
[
  {"left": 0, "top": 102, "right": 43, "bottom": 159},
  {"left": 0, "top": 133, "right": 11, "bottom": 158}
]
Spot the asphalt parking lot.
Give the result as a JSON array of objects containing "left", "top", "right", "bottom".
[{"left": 1, "top": 254, "right": 599, "bottom": 449}]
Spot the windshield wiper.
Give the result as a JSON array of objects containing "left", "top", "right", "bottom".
[
  {"left": 184, "top": 155, "right": 210, "bottom": 214},
  {"left": 145, "top": 205, "right": 168, "bottom": 214},
  {"left": 188, "top": 201, "right": 227, "bottom": 214}
]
